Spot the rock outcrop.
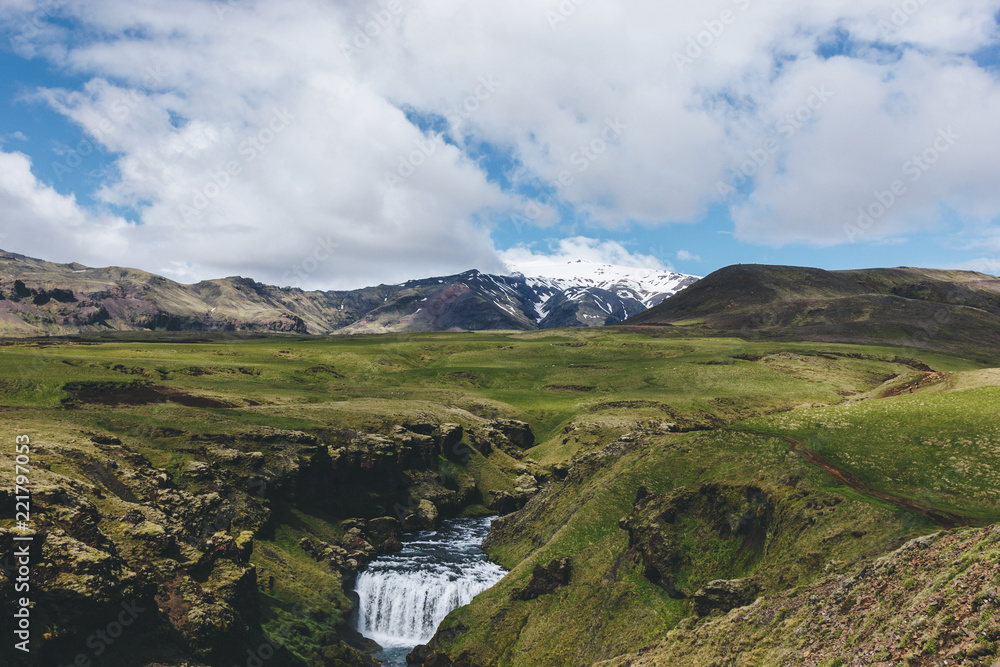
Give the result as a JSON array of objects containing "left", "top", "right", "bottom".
[
  {"left": 598, "top": 525, "right": 1000, "bottom": 666},
  {"left": 511, "top": 557, "right": 572, "bottom": 601},
  {"left": 619, "top": 483, "right": 772, "bottom": 599},
  {"left": 692, "top": 578, "right": 760, "bottom": 616}
]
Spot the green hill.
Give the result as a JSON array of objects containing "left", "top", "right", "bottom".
[{"left": 624, "top": 265, "right": 1000, "bottom": 362}]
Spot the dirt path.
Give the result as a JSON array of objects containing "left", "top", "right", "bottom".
[
  {"left": 737, "top": 430, "right": 967, "bottom": 529},
  {"left": 880, "top": 371, "right": 953, "bottom": 398}
]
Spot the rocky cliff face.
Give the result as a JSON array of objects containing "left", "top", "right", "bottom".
[
  {"left": 0, "top": 417, "right": 537, "bottom": 666},
  {"left": 0, "top": 435, "right": 294, "bottom": 666}
]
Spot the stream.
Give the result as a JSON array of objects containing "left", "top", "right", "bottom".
[{"left": 353, "top": 516, "right": 507, "bottom": 666}]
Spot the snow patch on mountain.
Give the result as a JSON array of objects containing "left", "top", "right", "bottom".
[{"left": 503, "top": 258, "right": 699, "bottom": 309}]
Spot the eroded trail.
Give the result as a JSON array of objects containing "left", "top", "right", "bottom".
[
  {"left": 880, "top": 370, "right": 953, "bottom": 398},
  {"left": 737, "top": 430, "right": 967, "bottom": 529}
]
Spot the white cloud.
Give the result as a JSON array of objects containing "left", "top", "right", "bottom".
[
  {"left": 0, "top": 131, "right": 29, "bottom": 144},
  {"left": 676, "top": 250, "right": 701, "bottom": 262},
  {"left": 0, "top": 149, "right": 133, "bottom": 261},
  {"left": 1, "top": 0, "right": 515, "bottom": 289},
  {"left": 953, "top": 256, "right": 1000, "bottom": 276},
  {"left": 499, "top": 237, "right": 667, "bottom": 273},
  {"left": 0, "top": 0, "right": 999, "bottom": 286}
]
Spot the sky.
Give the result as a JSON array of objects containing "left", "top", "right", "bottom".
[{"left": 1, "top": 0, "right": 999, "bottom": 290}]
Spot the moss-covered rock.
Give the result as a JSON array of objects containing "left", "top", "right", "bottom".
[
  {"left": 691, "top": 578, "right": 759, "bottom": 616},
  {"left": 619, "top": 483, "right": 771, "bottom": 598},
  {"left": 511, "top": 557, "right": 572, "bottom": 601}
]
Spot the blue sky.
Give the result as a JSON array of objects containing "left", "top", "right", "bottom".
[
  {"left": 1, "top": 57, "right": 116, "bottom": 208},
  {"left": 1, "top": 1, "right": 999, "bottom": 289}
]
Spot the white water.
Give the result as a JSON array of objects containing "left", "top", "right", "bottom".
[{"left": 353, "top": 517, "right": 506, "bottom": 664}]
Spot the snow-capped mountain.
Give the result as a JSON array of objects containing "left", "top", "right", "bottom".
[
  {"left": 506, "top": 258, "right": 699, "bottom": 312},
  {"left": 0, "top": 249, "right": 699, "bottom": 336}
]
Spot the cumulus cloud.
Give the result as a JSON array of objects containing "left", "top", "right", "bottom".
[
  {"left": 0, "top": 149, "right": 133, "bottom": 260},
  {"left": 0, "top": 0, "right": 998, "bottom": 287},
  {"left": 676, "top": 250, "right": 701, "bottom": 262},
  {"left": 499, "top": 237, "right": 667, "bottom": 273},
  {"left": 1, "top": 0, "right": 514, "bottom": 288}
]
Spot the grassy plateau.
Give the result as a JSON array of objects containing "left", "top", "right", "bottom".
[{"left": 0, "top": 327, "right": 998, "bottom": 666}]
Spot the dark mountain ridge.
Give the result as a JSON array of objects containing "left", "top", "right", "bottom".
[
  {"left": 625, "top": 264, "right": 1000, "bottom": 361},
  {"left": 0, "top": 250, "right": 693, "bottom": 337}
]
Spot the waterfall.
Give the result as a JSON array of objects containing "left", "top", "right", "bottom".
[{"left": 354, "top": 517, "right": 506, "bottom": 655}]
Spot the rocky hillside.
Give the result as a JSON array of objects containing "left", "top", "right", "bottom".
[
  {"left": 624, "top": 265, "right": 1000, "bottom": 362},
  {"left": 0, "top": 250, "right": 696, "bottom": 336},
  {"left": 0, "top": 412, "right": 541, "bottom": 666},
  {"left": 599, "top": 525, "right": 1000, "bottom": 666},
  {"left": 400, "top": 333, "right": 1000, "bottom": 666}
]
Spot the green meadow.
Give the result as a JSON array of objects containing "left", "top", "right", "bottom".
[{"left": 1, "top": 328, "right": 998, "bottom": 666}]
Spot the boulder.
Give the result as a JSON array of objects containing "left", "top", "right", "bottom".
[
  {"left": 365, "top": 516, "right": 403, "bottom": 553},
  {"left": 403, "top": 499, "right": 439, "bottom": 531},
  {"left": 514, "top": 473, "right": 539, "bottom": 496},
  {"left": 511, "top": 557, "right": 572, "bottom": 601},
  {"left": 692, "top": 578, "right": 760, "bottom": 616},
  {"left": 182, "top": 460, "right": 214, "bottom": 481},
  {"left": 406, "top": 470, "right": 461, "bottom": 515},
  {"left": 488, "top": 491, "right": 521, "bottom": 515},
  {"left": 489, "top": 419, "right": 535, "bottom": 449}
]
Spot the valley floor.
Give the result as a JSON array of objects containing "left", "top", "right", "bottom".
[{"left": 0, "top": 328, "right": 998, "bottom": 666}]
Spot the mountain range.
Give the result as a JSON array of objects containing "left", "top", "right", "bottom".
[{"left": 0, "top": 249, "right": 697, "bottom": 337}]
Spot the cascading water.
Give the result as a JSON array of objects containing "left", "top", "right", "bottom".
[{"left": 354, "top": 517, "right": 506, "bottom": 666}]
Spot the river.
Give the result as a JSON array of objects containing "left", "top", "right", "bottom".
[{"left": 353, "top": 516, "right": 507, "bottom": 666}]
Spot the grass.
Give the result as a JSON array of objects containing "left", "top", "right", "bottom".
[
  {"left": 737, "top": 380, "right": 1000, "bottom": 521},
  {"left": 0, "top": 328, "right": 997, "bottom": 666}
]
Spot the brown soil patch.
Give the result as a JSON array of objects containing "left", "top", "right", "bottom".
[
  {"left": 64, "top": 382, "right": 234, "bottom": 408},
  {"left": 881, "top": 371, "right": 952, "bottom": 398},
  {"left": 591, "top": 400, "right": 673, "bottom": 411}
]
